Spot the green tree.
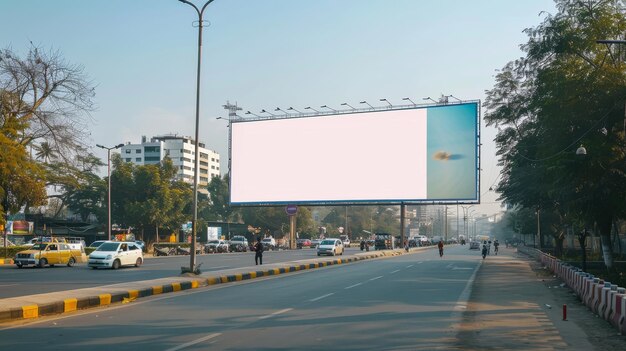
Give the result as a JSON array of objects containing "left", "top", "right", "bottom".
[{"left": 485, "top": 0, "right": 626, "bottom": 270}]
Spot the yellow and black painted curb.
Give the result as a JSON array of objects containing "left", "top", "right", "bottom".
[{"left": 0, "top": 249, "right": 410, "bottom": 322}]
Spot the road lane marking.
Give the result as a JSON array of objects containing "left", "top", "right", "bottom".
[
  {"left": 369, "top": 276, "right": 383, "bottom": 281},
  {"left": 309, "top": 293, "right": 334, "bottom": 302},
  {"left": 258, "top": 308, "right": 293, "bottom": 320},
  {"left": 0, "top": 284, "right": 18, "bottom": 287},
  {"left": 345, "top": 282, "right": 363, "bottom": 289},
  {"left": 417, "top": 261, "right": 423, "bottom": 264},
  {"left": 406, "top": 264, "right": 414, "bottom": 268},
  {"left": 390, "top": 269, "right": 400, "bottom": 274},
  {"left": 165, "top": 333, "right": 221, "bottom": 351}
]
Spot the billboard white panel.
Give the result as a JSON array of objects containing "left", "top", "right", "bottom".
[{"left": 230, "top": 102, "right": 479, "bottom": 205}]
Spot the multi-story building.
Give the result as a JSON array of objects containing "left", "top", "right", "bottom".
[{"left": 120, "top": 134, "right": 221, "bottom": 189}]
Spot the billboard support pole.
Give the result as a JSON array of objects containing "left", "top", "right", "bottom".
[
  {"left": 289, "top": 214, "right": 296, "bottom": 249},
  {"left": 400, "top": 204, "right": 406, "bottom": 249}
]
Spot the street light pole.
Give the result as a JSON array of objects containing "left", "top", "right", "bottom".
[
  {"left": 96, "top": 143, "right": 123, "bottom": 241},
  {"left": 179, "top": 0, "right": 215, "bottom": 273}
]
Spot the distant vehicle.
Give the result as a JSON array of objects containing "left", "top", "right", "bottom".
[
  {"left": 205, "top": 240, "right": 229, "bottom": 253},
  {"left": 14, "top": 242, "right": 82, "bottom": 268},
  {"left": 261, "top": 237, "right": 277, "bottom": 251},
  {"left": 296, "top": 238, "right": 312, "bottom": 249},
  {"left": 339, "top": 235, "right": 350, "bottom": 247},
  {"left": 88, "top": 241, "right": 143, "bottom": 269},
  {"left": 374, "top": 233, "right": 394, "bottom": 250},
  {"left": 229, "top": 236, "right": 249, "bottom": 252},
  {"left": 469, "top": 241, "right": 480, "bottom": 250},
  {"left": 310, "top": 238, "right": 322, "bottom": 248},
  {"left": 317, "top": 238, "right": 344, "bottom": 256}
]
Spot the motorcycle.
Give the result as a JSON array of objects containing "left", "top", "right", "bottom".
[
  {"left": 176, "top": 246, "right": 191, "bottom": 255},
  {"left": 482, "top": 245, "right": 488, "bottom": 259},
  {"left": 154, "top": 246, "right": 172, "bottom": 256}
]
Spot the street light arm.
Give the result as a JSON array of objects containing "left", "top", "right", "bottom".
[
  {"left": 178, "top": 0, "right": 201, "bottom": 16},
  {"left": 200, "top": 0, "right": 215, "bottom": 15}
]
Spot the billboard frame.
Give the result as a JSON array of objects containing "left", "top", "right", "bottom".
[{"left": 228, "top": 100, "right": 481, "bottom": 206}]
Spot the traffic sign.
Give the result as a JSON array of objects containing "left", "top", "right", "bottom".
[{"left": 285, "top": 204, "right": 298, "bottom": 216}]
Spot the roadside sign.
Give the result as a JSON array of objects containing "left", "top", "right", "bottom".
[{"left": 285, "top": 204, "right": 298, "bottom": 216}]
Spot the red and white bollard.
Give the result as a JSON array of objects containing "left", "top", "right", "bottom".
[{"left": 563, "top": 304, "right": 567, "bottom": 321}]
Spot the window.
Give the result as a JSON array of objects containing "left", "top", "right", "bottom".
[
  {"left": 211, "top": 166, "right": 215, "bottom": 169},
  {"left": 125, "top": 149, "right": 131, "bottom": 154},
  {"left": 136, "top": 158, "right": 142, "bottom": 162},
  {"left": 145, "top": 156, "right": 160, "bottom": 161},
  {"left": 200, "top": 177, "right": 208, "bottom": 182},
  {"left": 200, "top": 161, "right": 208, "bottom": 166},
  {"left": 211, "top": 158, "right": 215, "bottom": 162},
  {"left": 125, "top": 158, "right": 131, "bottom": 162},
  {"left": 135, "top": 149, "right": 141, "bottom": 153},
  {"left": 144, "top": 146, "right": 159, "bottom": 153},
  {"left": 216, "top": 166, "right": 220, "bottom": 170}
]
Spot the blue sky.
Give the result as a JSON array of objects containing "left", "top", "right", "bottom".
[{"left": 1, "top": 0, "right": 556, "bottom": 216}]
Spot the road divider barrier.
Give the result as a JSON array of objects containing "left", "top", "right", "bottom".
[{"left": 519, "top": 246, "right": 625, "bottom": 334}]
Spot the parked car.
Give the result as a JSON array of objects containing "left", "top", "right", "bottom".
[
  {"left": 88, "top": 240, "right": 107, "bottom": 249},
  {"left": 310, "top": 238, "right": 322, "bottom": 248},
  {"left": 469, "top": 241, "right": 480, "bottom": 250},
  {"left": 14, "top": 242, "right": 82, "bottom": 268},
  {"left": 296, "top": 239, "right": 312, "bottom": 249},
  {"left": 134, "top": 240, "right": 146, "bottom": 252},
  {"left": 317, "top": 238, "right": 344, "bottom": 256},
  {"left": 229, "top": 236, "right": 249, "bottom": 252},
  {"left": 339, "top": 235, "right": 351, "bottom": 248},
  {"left": 88, "top": 241, "right": 143, "bottom": 269},
  {"left": 205, "top": 240, "right": 229, "bottom": 253},
  {"left": 262, "top": 237, "right": 277, "bottom": 251}
]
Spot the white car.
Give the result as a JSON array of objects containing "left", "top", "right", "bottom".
[
  {"left": 317, "top": 238, "right": 344, "bottom": 256},
  {"left": 88, "top": 241, "right": 143, "bottom": 269}
]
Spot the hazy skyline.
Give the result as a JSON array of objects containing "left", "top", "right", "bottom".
[{"left": 1, "top": 0, "right": 557, "bottom": 217}]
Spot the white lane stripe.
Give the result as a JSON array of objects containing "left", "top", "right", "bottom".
[
  {"left": 259, "top": 308, "right": 293, "bottom": 320},
  {"left": 345, "top": 283, "right": 363, "bottom": 289},
  {"left": 0, "top": 284, "right": 18, "bottom": 287},
  {"left": 309, "top": 293, "right": 334, "bottom": 302},
  {"left": 369, "top": 276, "right": 383, "bottom": 281},
  {"left": 390, "top": 269, "right": 401, "bottom": 274},
  {"left": 165, "top": 333, "right": 221, "bottom": 351},
  {"left": 406, "top": 264, "right": 414, "bottom": 268}
]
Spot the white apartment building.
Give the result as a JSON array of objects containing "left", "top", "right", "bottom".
[{"left": 120, "top": 134, "right": 221, "bottom": 189}]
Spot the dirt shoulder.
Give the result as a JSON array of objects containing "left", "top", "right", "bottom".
[{"left": 453, "top": 247, "right": 625, "bottom": 350}]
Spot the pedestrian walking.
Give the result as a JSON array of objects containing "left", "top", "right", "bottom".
[{"left": 254, "top": 237, "right": 264, "bottom": 265}]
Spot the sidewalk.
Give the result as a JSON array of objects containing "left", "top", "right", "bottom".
[{"left": 453, "top": 247, "right": 625, "bottom": 351}]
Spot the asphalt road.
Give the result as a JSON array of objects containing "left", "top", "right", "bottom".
[
  {"left": 0, "top": 247, "right": 367, "bottom": 298},
  {"left": 0, "top": 246, "right": 481, "bottom": 350}
]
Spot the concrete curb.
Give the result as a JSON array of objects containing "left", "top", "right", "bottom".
[{"left": 0, "top": 248, "right": 421, "bottom": 323}]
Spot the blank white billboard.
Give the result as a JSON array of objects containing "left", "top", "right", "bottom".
[{"left": 230, "top": 102, "right": 479, "bottom": 205}]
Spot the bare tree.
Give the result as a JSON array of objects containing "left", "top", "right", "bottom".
[{"left": 0, "top": 45, "right": 96, "bottom": 161}]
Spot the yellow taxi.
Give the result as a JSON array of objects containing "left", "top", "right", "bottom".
[{"left": 14, "top": 242, "right": 83, "bottom": 268}]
